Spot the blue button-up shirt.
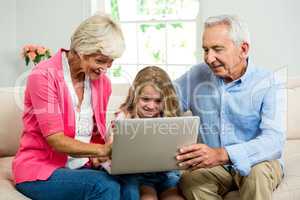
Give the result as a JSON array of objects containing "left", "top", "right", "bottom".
[{"left": 174, "top": 62, "right": 286, "bottom": 176}]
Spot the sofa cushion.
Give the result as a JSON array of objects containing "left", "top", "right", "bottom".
[
  {"left": 287, "top": 88, "right": 300, "bottom": 139},
  {"left": 106, "top": 83, "right": 130, "bottom": 126},
  {"left": 0, "top": 81, "right": 299, "bottom": 155},
  {"left": 0, "top": 88, "right": 24, "bottom": 157},
  {"left": 223, "top": 140, "right": 300, "bottom": 200},
  {"left": 0, "top": 84, "right": 131, "bottom": 157},
  {"left": 0, "top": 157, "right": 29, "bottom": 200}
]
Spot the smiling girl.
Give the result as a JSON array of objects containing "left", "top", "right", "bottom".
[{"left": 112, "top": 66, "right": 184, "bottom": 200}]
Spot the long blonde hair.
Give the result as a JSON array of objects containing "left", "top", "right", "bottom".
[{"left": 119, "top": 66, "right": 181, "bottom": 118}]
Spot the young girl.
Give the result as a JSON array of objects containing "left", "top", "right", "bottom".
[{"left": 112, "top": 66, "right": 184, "bottom": 200}]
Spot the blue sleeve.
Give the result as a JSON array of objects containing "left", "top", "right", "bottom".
[
  {"left": 174, "top": 71, "right": 190, "bottom": 113},
  {"left": 225, "top": 74, "right": 287, "bottom": 176}
]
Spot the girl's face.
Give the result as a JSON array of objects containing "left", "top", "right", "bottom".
[{"left": 136, "top": 85, "right": 163, "bottom": 118}]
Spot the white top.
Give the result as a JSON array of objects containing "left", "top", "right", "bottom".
[{"left": 62, "top": 52, "right": 94, "bottom": 169}]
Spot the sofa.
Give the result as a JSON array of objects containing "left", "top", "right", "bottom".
[{"left": 1, "top": 80, "right": 300, "bottom": 200}]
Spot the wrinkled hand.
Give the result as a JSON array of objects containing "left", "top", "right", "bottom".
[
  {"left": 103, "top": 122, "right": 114, "bottom": 156},
  {"left": 91, "top": 138, "right": 113, "bottom": 168},
  {"left": 90, "top": 157, "right": 110, "bottom": 168},
  {"left": 103, "top": 138, "right": 113, "bottom": 157},
  {"left": 176, "top": 144, "right": 229, "bottom": 170}
]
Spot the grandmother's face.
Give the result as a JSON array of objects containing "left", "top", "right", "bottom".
[{"left": 81, "top": 53, "right": 113, "bottom": 80}]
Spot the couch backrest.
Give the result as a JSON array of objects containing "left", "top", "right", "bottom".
[
  {"left": 106, "top": 84, "right": 130, "bottom": 127},
  {"left": 0, "top": 80, "right": 299, "bottom": 157},
  {"left": 287, "top": 79, "right": 300, "bottom": 139},
  {"left": 0, "top": 87, "right": 24, "bottom": 157},
  {"left": 0, "top": 85, "right": 131, "bottom": 157}
]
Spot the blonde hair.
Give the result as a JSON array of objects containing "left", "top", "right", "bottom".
[
  {"left": 70, "top": 13, "right": 125, "bottom": 59},
  {"left": 119, "top": 66, "right": 181, "bottom": 118}
]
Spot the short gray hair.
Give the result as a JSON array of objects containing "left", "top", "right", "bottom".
[
  {"left": 70, "top": 13, "right": 125, "bottom": 59},
  {"left": 204, "top": 14, "right": 251, "bottom": 46}
]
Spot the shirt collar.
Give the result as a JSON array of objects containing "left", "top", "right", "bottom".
[
  {"left": 213, "top": 58, "right": 255, "bottom": 85},
  {"left": 239, "top": 58, "right": 255, "bottom": 83}
]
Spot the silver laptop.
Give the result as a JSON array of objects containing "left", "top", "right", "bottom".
[{"left": 107, "top": 116, "right": 199, "bottom": 175}]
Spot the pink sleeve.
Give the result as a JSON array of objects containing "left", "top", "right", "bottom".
[
  {"left": 27, "top": 69, "right": 64, "bottom": 137},
  {"left": 101, "top": 75, "right": 112, "bottom": 128}
]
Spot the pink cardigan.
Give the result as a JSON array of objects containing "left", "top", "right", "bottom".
[{"left": 12, "top": 49, "right": 112, "bottom": 184}]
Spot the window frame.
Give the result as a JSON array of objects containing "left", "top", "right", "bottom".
[{"left": 92, "top": 0, "right": 203, "bottom": 82}]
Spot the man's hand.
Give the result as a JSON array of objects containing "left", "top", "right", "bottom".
[{"left": 176, "top": 144, "right": 229, "bottom": 170}]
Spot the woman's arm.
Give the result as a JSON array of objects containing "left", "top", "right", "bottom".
[{"left": 46, "top": 132, "right": 111, "bottom": 158}]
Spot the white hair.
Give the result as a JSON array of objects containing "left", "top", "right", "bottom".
[
  {"left": 204, "top": 14, "right": 251, "bottom": 46},
  {"left": 70, "top": 13, "right": 125, "bottom": 59}
]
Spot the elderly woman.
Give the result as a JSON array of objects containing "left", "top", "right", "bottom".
[{"left": 12, "top": 14, "right": 126, "bottom": 200}]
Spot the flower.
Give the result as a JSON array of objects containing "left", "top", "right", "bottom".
[{"left": 22, "top": 44, "right": 52, "bottom": 66}]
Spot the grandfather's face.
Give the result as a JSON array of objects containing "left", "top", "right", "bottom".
[{"left": 202, "top": 24, "right": 248, "bottom": 82}]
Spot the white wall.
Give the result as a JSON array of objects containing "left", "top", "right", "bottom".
[
  {"left": 199, "top": 0, "right": 300, "bottom": 76},
  {"left": 0, "top": 0, "right": 17, "bottom": 87},
  {"left": 16, "top": 0, "right": 90, "bottom": 52},
  {"left": 0, "top": 0, "right": 91, "bottom": 87},
  {"left": 285, "top": 0, "right": 300, "bottom": 77}
]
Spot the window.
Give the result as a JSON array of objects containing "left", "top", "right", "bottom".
[{"left": 92, "top": 0, "right": 201, "bottom": 83}]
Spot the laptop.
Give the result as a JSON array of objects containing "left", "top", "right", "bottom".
[{"left": 102, "top": 116, "right": 200, "bottom": 175}]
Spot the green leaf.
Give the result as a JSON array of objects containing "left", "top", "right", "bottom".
[
  {"left": 34, "top": 55, "right": 42, "bottom": 64},
  {"left": 171, "top": 23, "right": 183, "bottom": 29},
  {"left": 140, "top": 24, "right": 151, "bottom": 32},
  {"left": 152, "top": 50, "right": 161, "bottom": 61},
  {"left": 25, "top": 56, "right": 30, "bottom": 66},
  {"left": 45, "top": 50, "right": 51, "bottom": 58},
  {"left": 112, "top": 66, "right": 122, "bottom": 77},
  {"left": 155, "top": 23, "right": 165, "bottom": 30},
  {"left": 111, "top": 0, "right": 120, "bottom": 21}
]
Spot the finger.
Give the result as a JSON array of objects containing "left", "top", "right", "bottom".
[
  {"left": 179, "top": 144, "right": 204, "bottom": 154},
  {"left": 190, "top": 163, "right": 203, "bottom": 171},
  {"left": 176, "top": 149, "right": 203, "bottom": 161},
  {"left": 190, "top": 158, "right": 216, "bottom": 170},
  {"left": 91, "top": 158, "right": 101, "bottom": 168},
  {"left": 190, "top": 161, "right": 209, "bottom": 170},
  {"left": 107, "top": 135, "right": 113, "bottom": 145},
  {"left": 97, "top": 156, "right": 110, "bottom": 162},
  {"left": 178, "top": 156, "right": 205, "bottom": 168}
]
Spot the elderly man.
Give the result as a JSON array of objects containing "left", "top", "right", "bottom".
[{"left": 175, "top": 14, "right": 286, "bottom": 200}]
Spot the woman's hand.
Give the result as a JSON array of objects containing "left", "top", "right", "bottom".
[
  {"left": 94, "top": 135, "right": 113, "bottom": 157},
  {"left": 102, "top": 128, "right": 114, "bottom": 156},
  {"left": 91, "top": 138, "right": 113, "bottom": 168},
  {"left": 90, "top": 157, "right": 110, "bottom": 168}
]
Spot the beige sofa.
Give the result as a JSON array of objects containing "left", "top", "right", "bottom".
[{"left": 1, "top": 81, "right": 300, "bottom": 200}]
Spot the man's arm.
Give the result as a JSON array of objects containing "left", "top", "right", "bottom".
[
  {"left": 224, "top": 81, "right": 286, "bottom": 175},
  {"left": 177, "top": 75, "right": 287, "bottom": 175},
  {"left": 174, "top": 71, "right": 191, "bottom": 113}
]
